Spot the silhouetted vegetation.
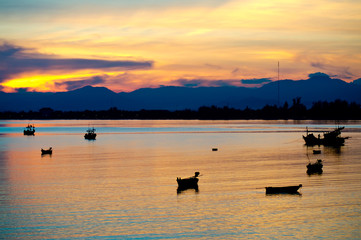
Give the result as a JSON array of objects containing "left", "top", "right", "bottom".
[{"left": 1, "top": 99, "right": 360, "bottom": 120}]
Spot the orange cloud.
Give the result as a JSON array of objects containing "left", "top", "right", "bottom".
[{"left": 0, "top": 0, "right": 360, "bottom": 92}]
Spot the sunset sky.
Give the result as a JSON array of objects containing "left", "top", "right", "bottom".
[{"left": 1, "top": 0, "right": 360, "bottom": 93}]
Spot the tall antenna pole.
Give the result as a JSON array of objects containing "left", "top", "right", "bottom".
[{"left": 277, "top": 61, "right": 280, "bottom": 107}]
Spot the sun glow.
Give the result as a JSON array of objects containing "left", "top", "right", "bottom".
[{"left": 1, "top": 71, "right": 123, "bottom": 92}]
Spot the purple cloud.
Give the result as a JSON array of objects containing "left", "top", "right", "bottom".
[
  {"left": 172, "top": 78, "right": 242, "bottom": 87},
  {"left": 231, "top": 68, "right": 240, "bottom": 75},
  {"left": 308, "top": 72, "right": 331, "bottom": 80},
  {"left": 311, "top": 62, "right": 354, "bottom": 79},
  {"left": 241, "top": 78, "right": 271, "bottom": 85},
  {"left": 0, "top": 43, "right": 153, "bottom": 82},
  {"left": 172, "top": 77, "right": 273, "bottom": 87},
  {"left": 55, "top": 76, "right": 106, "bottom": 91}
]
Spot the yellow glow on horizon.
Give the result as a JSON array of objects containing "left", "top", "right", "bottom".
[
  {"left": 253, "top": 50, "right": 295, "bottom": 60},
  {"left": 1, "top": 71, "right": 123, "bottom": 92}
]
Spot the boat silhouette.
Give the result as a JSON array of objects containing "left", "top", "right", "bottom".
[
  {"left": 41, "top": 147, "right": 53, "bottom": 155},
  {"left": 84, "top": 127, "right": 96, "bottom": 140},
  {"left": 24, "top": 124, "right": 35, "bottom": 135},
  {"left": 303, "top": 126, "right": 348, "bottom": 146},
  {"left": 177, "top": 172, "right": 200, "bottom": 193},
  {"left": 265, "top": 184, "right": 302, "bottom": 194},
  {"left": 307, "top": 159, "right": 323, "bottom": 174}
]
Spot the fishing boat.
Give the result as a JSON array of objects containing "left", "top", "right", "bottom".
[
  {"left": 323, "top": 127, "right": 349, "bottom": 146},
  {"left": 41, "top": 147, "right": 53, "bottom": 155},
  {"left": 303, "top": 126, "right": 348, "bottom": 146},
  {"left": 307, "top": 159, "right": 323, "bottom": 174},
  {"left": 302, "top": 131, "right": 321, "bottom": 146},
  {"left": 84, "top": 127, "right": 96, "bottom": 140},
  {"left": 23, "top": 124, "right": 35, "bottom": 135},
  {"left": 177, "top": 172, "right": 200, "bottom": 192},
  {"left": 265, "top": 184, "right": 302, "bottom": 194}
]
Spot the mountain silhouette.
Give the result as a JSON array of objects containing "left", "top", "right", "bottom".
[{"left": 1, "top": 73, "right": 360, "bottom": 111}]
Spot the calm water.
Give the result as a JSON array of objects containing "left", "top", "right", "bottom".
[{"left": 1, "top": 120, "right": 361, "bottom": 239}]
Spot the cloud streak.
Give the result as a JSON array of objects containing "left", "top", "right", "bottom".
[
  {"left": 241, "top": 78, "right": 271, "bottom": 85},
  {"left": 311, "top": 62, "right": 354, "bottom": 79},
  {"left": 171, "top": 77, "right": 273, "bottom": 88},
  {"left": 172, "top": 78, "right": 242, "bottom": 87},
  {"left": 55, "top": 76, "right": 106, "bottom": 91},
  {"left": 0, "top": 43, "right": 153, "bottom": 82}
]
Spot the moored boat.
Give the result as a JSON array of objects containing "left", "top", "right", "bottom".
[
  {"left": 303, "top": 131, "right": 321, "bottom": 146},
  {"left": 84, "top": 127, "right": 96, "bottom": 140},
  {"left": 265, "top": 184, "right": 302, "bottom": 194},
  {"left": 24, "top": 124, "right": 35, "bottom": 135},
  {"left": 177, "top": 172, "right": 200, "bottom": 192},
  {"left": 41, "top": 147, "right": 53, "bottom": 155},
  {"left": 307, "top": 159, "right": 323, "bottom": 174},
  {"left": 303, "top": 126, "right": 348, "bottom": 146}
]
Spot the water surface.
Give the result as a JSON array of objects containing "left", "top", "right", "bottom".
[{"left": 1, "top": 120, "right": 360, "bottom": 239}]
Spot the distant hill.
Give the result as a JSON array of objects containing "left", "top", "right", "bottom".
[
  {"left": 0, "top": 86, "right": 119, "bottom": 112},
  {"left": 1, "top": 73, "right": 360, "bottom": 111}
]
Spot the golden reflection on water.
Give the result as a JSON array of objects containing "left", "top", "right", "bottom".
[{"left": 0, "top": 120, "right": 361, "bottom": 239}]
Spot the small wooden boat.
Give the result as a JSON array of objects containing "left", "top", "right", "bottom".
[
  {"left": 265, "top": 184, "right": 302, "bottom": 194},
  {"left": 307, "top": 159, "right": 323, "bottom": 174},
  {"left": 212, "top": 148, "right": 218, "bottom": 151},
  {"left": 24, "top": 124, "right": 35, "bottom": 135},
  {"left": 84, "top": 127, "right": 96, "bottom": 140},
  {"left": 177, "top": 172, "right": 200, "bottom": 192},
  {"left": 41, "top": 147, "right": 52, "bottom": 155},
  {"left": 313, "top": 150, "right": 321, "bottom": 154}
]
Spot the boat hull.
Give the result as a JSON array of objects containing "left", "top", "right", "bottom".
[
  {"left": 84, "top": 133, "right": 96, "bottom": 140},
  {"left": 41, "top": 148, "right": 52, "bottom": 155},
  {"left": 177, "top": 177, "right": 199, "bottom": 192},
  {"left": 24, "top": 131, "right": 35, "bottom": 136},
  {"left": 41, "top": 150, "right": 52, "bottom": 155},
  {"left": 265, "top": 184, "right": 302, "bottom": 194},
  {"left": 313, "top": 150, "right": 321, "bottom": 154}
]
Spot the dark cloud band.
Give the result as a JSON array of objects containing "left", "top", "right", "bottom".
[
  {"left": 241, "top": 78, "right": 271, "bottom": 85},
  {"left": 173, "top": 78, "right": 271, "bottom": 87},
  {"left": 55, "top": 76, "right": 106, "bottom": 91},
  {"left": 0, "top": 43, "right": 153, "bottom": 82}
]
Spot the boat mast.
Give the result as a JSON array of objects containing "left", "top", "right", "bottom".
[{"left": 277, "top": 61, "right": 280, "bottom": 107}]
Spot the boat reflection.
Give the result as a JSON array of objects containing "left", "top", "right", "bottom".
[
  {"left": 324, "top": 146, "right": 342, "bottom": 155},
  {"left": 177, "top": 185, "right": 199, "bottom": 194},
  {"left": 265, "top": 191, "right": 302, "bottom": 196},
  {"left": 306, "top": 145, "right": 343, "bottom": 157},
  {"left": 41, "top": 153, "right": 52, "bottom": 158}
]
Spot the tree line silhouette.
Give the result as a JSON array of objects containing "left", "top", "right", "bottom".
[{"left": 1, "top": 99, "right": 360, "bottom": 120}]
